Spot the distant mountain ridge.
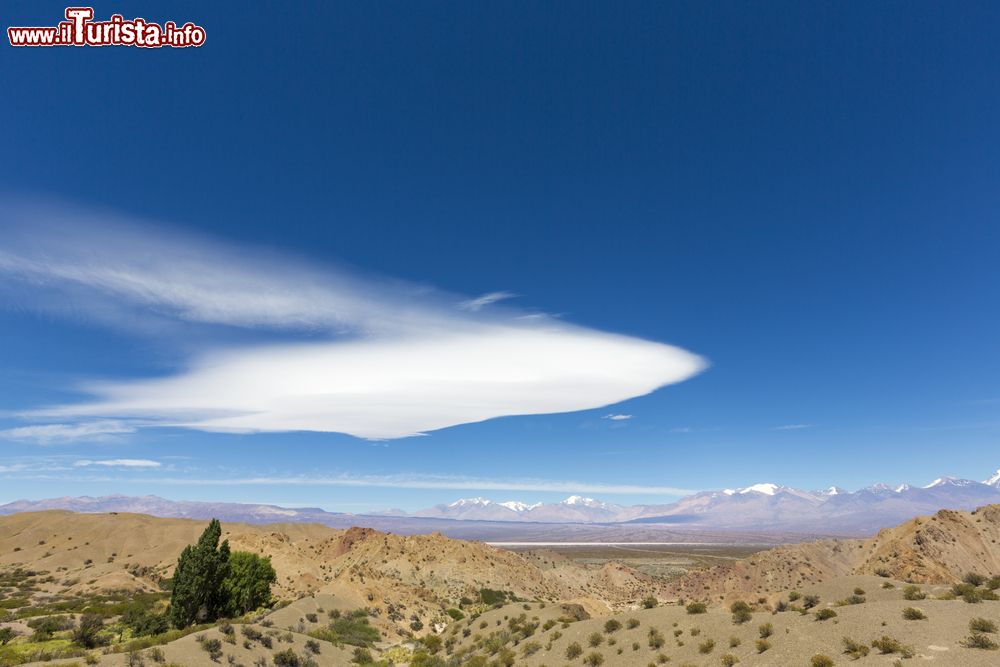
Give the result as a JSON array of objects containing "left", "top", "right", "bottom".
[{"left": 3, "top": 468, "right": 999, "bottom": 535}]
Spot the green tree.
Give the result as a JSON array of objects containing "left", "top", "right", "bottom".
[
  {"left": 168, "top": 518, "right": 231, "bottom": 628},
  {"left": 222, "top": 551, "right": 276, "bottom": 616},
  {"left": 72, "top": 613, "right": 106, "bottom": 649},
  {"left": 0, "top": 627, "right": 17, "bottom": 646}
]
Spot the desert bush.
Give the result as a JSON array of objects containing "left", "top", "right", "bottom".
[
  {"left": 729, "top": 636, "right": 740, "bottom": 647},
  {"left": 686, "top": 601, "right": 707, "bottom": 614},
  {"left": 566, "top": 642, "right": 583, "bottom": 659},
  {"left": 721, "top": 654, "right": 739, "bottom": 666},
  {"left": 0, "top": 627, "right": 18, "bottom": 645},
  {"left": 814, "top": 608, "right": 837, "bottom": 621},
  {"left": 962, "top": 633, "right": 999, "bottom": 650},
  {"left": 842, "top": 636, "right": 869, "bottom": 659},
  {"left": 73, "top": 613, "right": 106, "bottom": 649},
  {"left": 902, "top": 585, "right": 925, "bottom": 600},
  {"left": 964, "top": 573, "right": 986, "bottom": 586},
  {"left": 901, "top": 607, "right": 926, "bottom": 620},
  {"left": 698, "top": 638, "right": 715, "bottom": 654},
  {"left": 420, "top": 634, "right": 442, "bottom": 654},
  {"left": 604, "top": 619, "right": 621, "bottom": 633},
  {"left": 308, "top": 610, "right": 379, "bottom": 647},
  {"left": 147, "top": 647, "right": 166, "bottom": 663},
  {"left": 584, "top": 652, "right": 604, "bottom": 666},
  {"left": 970, "top": 617, "right": 998, "bottom": 633},
  {"left": 304, "top": 639, "right": 320, "bottom": 655},
  {"left": 758, "top": 622, "right": 773, "bottom": 638},
  {"left": 810, "top": 656, "right": 834, "bottom": 667},
  {"left": 755, "top": 638, "right": 770, "bottom": 653},
  {"left": 802, "top": 595, "right": 820, "bottom": 609},
  {"left": 272, "top": 649, "right": 299, "bottom": 666},
  {"left": 201, "top": 637, "right": 223, "bottom": 661},
  {"left": 627, "top": 618, "right": 640, "bottom": 629},
  {"left": 522, "top": 641, "right": 541, "bottom": 656},
  {"left": 350, "top": 647, "right": 373, "bottom": 664},
  {"left": 648, "top": 628, "right": 665, "bottom": 649},
  {"left": 588, "top": 631, "right": 603, "bottom": 647},
  {"left": 871, "top": 635, "right": 913, "bottom": 657},
  {"left": 641, "top": 596, "right": 658, "bottom": 609},
  {"left": 730, "top": 600, "right": 752, "bottom": 624}
]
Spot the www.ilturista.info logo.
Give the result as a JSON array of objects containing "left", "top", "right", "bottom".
[{"left": 8, "top": 7, "right": 205, "bottom": 48}]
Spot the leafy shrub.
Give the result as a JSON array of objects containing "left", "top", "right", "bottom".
[
  {"left": 627, "top": 618, "right": 640, "bottom": 629},
  {"left": 755, "top": 639, "right": 770, "bottom": 653},
  {"left": 584, "top": 652, "right": 604, "bottom": 666},
  {"left": 698, "top": 638, "right": 715, "bottom": 654},
  {"left": 970, "top": 617, "right": 998, "bottom": 633},
  {"left": 810, "top": 656, "right": 834, "bottom": 667},
  {"left": 686, "top": 601, "right": 707, "bottom": 614},
  {"left": 648, "top": 628, "right": 665, "bottom": 649},
  {"left": 962, "top": 633, "right": 999, "bottom": 650},
  {"left": 73, "top": 613, "right": 106, "bottom": 649},
  {"left": 902, "top": 585, "right": 925, "bottom": 600},
  {"left": 351, "top": 647, "right": 374, "bottom": 664},
  {"left": 272, "top": 649, "right": 299, "bottom": 666},
  {"left": 842, "top": 636, "right": 869, "bottom": 659},
  {"left": 802, "top": 595, "right": 820, "bottom": 609},
  {"left": 641, "top": 596, "right": 658, "bottom": 609},
  {"left": 565, "top": 642, "right": 583, "bottom": 659},
  {"left": 308, "top": 610, "right": 379, "bottom": 647},
  {"left": 588, "top": 631, "right": 603, "bottom": 647},
  {"left": 814, "top": 608, "right": 837, "bottom": 621},
  {"left": 901, "top": 607, "right": 926, "bottom": 620},
  {"left": 721, "top": 654, "right": 739, "bottom": 666},
  {"left": 446, "top": 608, "right": 464, "bottom": 621},
  {"left": 871, "top": 635, "right": 913, "bottom": 657},
  {"left": 603, "top": 619, "right": 621, "bottom": 633},
  {"left": 730, "top": 601, "right": 752, "bottom": 624},
  {"left": 964, "top": 573, "right": 986, "bottom": 586},
  {"left": 758, "top": 622, "right": 773, "bottom": 638}
]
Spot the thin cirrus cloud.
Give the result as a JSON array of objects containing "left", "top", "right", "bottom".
[
  {"left": 773, "top": 424, "right": 813, "bottom": 431},
  {"left": 145, "top": 473, "right": 698, "bottom": 496},
  {"left": 0, "top": 201, "right": 708, "bottom": 441},
  {"left": 603, "top": 413, "right": 632, "bottom": 421},
  {"left": 73, "top": 459, "right": 162, "bottom": 468},
  {"left": 0, "top": 420, "right": 136, "bottom": 445}
]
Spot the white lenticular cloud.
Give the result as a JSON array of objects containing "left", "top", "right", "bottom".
[{"left": 0, "top": 202, "right": 708, "bottom": 440}]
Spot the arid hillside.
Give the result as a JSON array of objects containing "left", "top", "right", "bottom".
[
  {"left": 0, "top": 510, "right": 656, "bottom": 634},
  {"left": 665, "top": 503, "right": 1000, "bottom": 604}
]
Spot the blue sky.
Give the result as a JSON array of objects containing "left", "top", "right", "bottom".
[{"left": 1, "top": 1, "right": 999, "bottom": 512}]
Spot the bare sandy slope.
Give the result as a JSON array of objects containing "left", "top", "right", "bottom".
[
  {"left": 0, "top": 510, "right": 657, "bottom": 637},
  {"left": 446, "top": 576, "right": 1000, "bottom": 666},
  {"left": 665, "top": 504, "right": 1000, "bottom": 605}
]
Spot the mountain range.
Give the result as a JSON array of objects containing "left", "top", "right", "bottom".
[{"left": 3, "top": 469, "right": 999, "bottom": 536}]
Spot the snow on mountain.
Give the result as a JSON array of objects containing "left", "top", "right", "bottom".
[
  {"left": 448, "top": 497, "right": 492, "bottom": 507},
  {"left": 561, "top": 495, "right": 608, "bottom": 507},
  {"left": 986, "top": 469, "right": 1000, "bottom": 488},
  {"left": 923, "top": 476, "right": 979, "bottom": 489}
]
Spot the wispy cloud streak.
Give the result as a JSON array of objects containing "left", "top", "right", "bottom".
[{"left": 0, "top": 202, "right": 707, "bottom": 440}]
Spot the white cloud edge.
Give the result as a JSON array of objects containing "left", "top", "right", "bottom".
[{"left": 0, "top": 203, "right": 708, "bottom": 440}]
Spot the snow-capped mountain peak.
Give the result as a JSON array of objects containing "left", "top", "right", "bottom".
[
  {"left": 561, "top": 495, "right": 605, "bottom": 507},
  {"left": 824, "top": 486, "right": 846, "bottom": 496},
  {"left": 923, "top": 476, "right": 978, "bottom": 489},
  {"left": 497, "top": 500, "right": 541, "bottom": 512},
  {"left": 984, "top": 469, "right": 1000, "bottom": 487},
  {"left": 448, "top": 497, "right": 492, "bottom": 508},
  {"left": 894, "top": 484, "right": 912, "bottom": 493},
  {"left": 740, "top": 483, "right": 779, "bottom": 495}
]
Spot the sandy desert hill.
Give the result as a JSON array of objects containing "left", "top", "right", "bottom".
[{"left": 1, "top": 506, "right": 999, "bottom": 666}]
